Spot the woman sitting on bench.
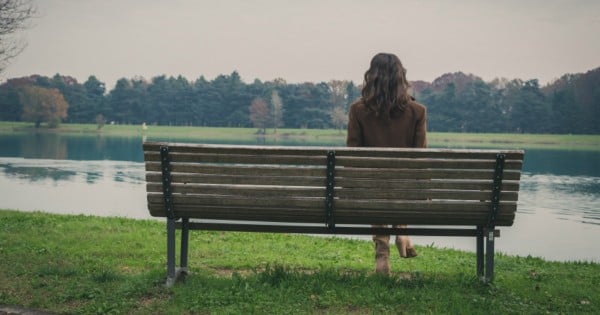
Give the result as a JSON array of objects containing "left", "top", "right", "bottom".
[{"left": 346, "top": 52, "right": 428, "bottom": 275}]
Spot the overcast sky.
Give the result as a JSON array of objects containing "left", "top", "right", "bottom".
[{"left": 2, "top": 0, "right": 599, "bottom": 87}]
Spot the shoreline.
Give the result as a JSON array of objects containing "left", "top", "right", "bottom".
[{"left": 1, "top": 121, "right": 599, "bottom": 151}]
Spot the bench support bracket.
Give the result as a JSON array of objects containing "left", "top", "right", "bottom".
[
  {"left": 476, "top": 226, "right": 497, "bottom": 283},
  {"left": 477, "top": 153, "right": 506, "bottom": 283},
  {"left": 325, "top": 150, "right": 336, "bottom": 232},
  {"left": 161, "top": 146, "right": 189, "bottom": 287}
]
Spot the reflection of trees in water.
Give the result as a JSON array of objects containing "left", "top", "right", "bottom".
[
  {"left": 20, "top": 133, "right": 68, "bottom": 160},
  {"left": 0, "top": 159, "right": 144, "bottom": 184},
  {"left": 2, "top": 165, "right": 76, "bottom": 182},
  {"left": 112, "top": 170, "right": 144, "bottom": 183},
  {"left": 114, "top": 171, "right": 125, "bottom": 182},
  {"left": 86, "top": 172, "right": 102, "bottom": 184},
  {"left": 1, "top": 163, "right": 105, "bottom": 183},
  {"left": 95, "top": 134, "right": 106, "bottom": 153}
]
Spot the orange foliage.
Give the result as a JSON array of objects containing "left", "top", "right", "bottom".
[{"left": 19, "top": 85, "right": 69, "bottom": 127}]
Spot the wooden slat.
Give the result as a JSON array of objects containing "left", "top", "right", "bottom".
[
  {"left": 145, "top": 163, "right": 522, "bottom": 181},
  {"left": 146, "top": 183, "right": 325, "bottom": 198},
  {"left": 146, "top": 204, "right": 515, "bottom": 226},
  {"left": 335, "top": 189, "right": 519, "bottom": 201},
  {"left": 147, "top": 193, "right": 324, "bottom": 209},
  {"left": 144, "top": 142, "right": 332, "bottom": 157},
  {"left": 146, "top": 173, "right": 521, "bottom": 192},
  {"left": 145, "top": 162, "right": 325, "bottom": 177},
  {"left": 334, "top": 199, "right": 517, "bottom": 213},
  {"left": 336, "top": 156, "right": 522, "bottom": 170},
  {"left": 337, "top": 168, "right": 521, "bottom": 181},
  {"left": 335, "top": 216, "right": 515, "bottom": 226},
  {"left": 180, "top": 224, "right": 497, "bottom": 237},
  {"left": 147, "top": 204, "right": 323, "bottom": 222},
  {"left": 144, "top": 164, "right": 521, "bottom": 181},
  {"left": 144, "top": 152, "right": 326, "bottom": 166},
  {"left": 148, "top": 183, "right": 517, "bottom": 200},
  {"left": 143, "top": 142, "right": 524, "bottom": 160},
  {"left": 146, "top": 183, "right": 518, "bottom": 201},
  {"left": 144, "top": 151, "right": 522, "bottom": 170},
  {"left": 335, "top": 149, "right": 524, "bottom": 160},
  {"left": 146, "top": 173, "right": 326, "bottom": 187},
  {"left": 336, "top": 178, "right": 520, "bottom": 191},
  {"left": 147, "top": 193, "right": 516, "bottom": 213}
]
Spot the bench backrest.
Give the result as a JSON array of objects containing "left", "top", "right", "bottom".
[{"left": 143, "top": 142, "right": 524, "bottom": 227}]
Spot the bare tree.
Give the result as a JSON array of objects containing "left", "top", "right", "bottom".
[
  {"left": 328, "top": 80, "right": 349, "bottom": 131},
  {"left": 0, "top": 0, "right": 36, "bottom": 72},
  {"left": 328, "top": 80, "right": 348, "bottom": 110},
  {"left": 330, "top": 106, "right": 347, "bottom": 133},
  {"left": 270, "top": 89, "right": 284, "bottom": 133}
]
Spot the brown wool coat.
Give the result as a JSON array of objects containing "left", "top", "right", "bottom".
[{"left": 346, "top": 99, "right": 428, "bottom": 148}]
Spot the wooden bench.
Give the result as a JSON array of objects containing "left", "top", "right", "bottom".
[{"left": 143, "top": 142, "right": 524, "bottom": 286}]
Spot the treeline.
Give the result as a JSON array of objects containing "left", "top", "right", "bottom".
[{"left": 0, "top": 68, "right": 599, "bottom": 134}]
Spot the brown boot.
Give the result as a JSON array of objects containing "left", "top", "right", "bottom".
[
  {"left": 396, "top": 235, "right": 418, "bottom": 258},
  {"left": 374, "top": 240, "right": 390, "bottom": 275}
]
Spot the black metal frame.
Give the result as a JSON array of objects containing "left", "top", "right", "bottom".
[
  {"left": 158, "top": 148, "right": 506, "bottom": 286},
  {"left": 325, "top": 150, "right": 336, "bottom": 232},
  {"left": 160, "top": 146, "right": 190, "bottom": 287},
  {"left": 476, "top": 153, "right": 506, "bottom": 282}
]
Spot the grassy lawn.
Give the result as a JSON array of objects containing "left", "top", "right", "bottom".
[{"left": 0, "top": 210, "right": 598, "bottom": 314}]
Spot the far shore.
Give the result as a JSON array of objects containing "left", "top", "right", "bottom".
[{"left": 1, "top": 121, "right": 599, "bottom": 150}]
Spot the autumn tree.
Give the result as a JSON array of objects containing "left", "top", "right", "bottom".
[
  {"left": 249, "top": 97, "right": 269, "bottom": 134},
  {"left": 0, "top": 0, "right": 36, "bottom": 72},
  {"left": 19, "top": 86, "right": 69, "bottom": 128}
]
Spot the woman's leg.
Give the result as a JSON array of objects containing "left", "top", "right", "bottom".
[
  {"left": 372, "top": 225, "right": 390, "bottom": 274},
  {"left": 395, "top": 225, "right": 418, "bottom": 258}
]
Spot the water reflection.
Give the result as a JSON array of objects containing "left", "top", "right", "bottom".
[
  {"left": 0, "top": 157, "right": 148, "bottom": 219},
  {"left": 20, "top": 133, "right": 68, "bottom": 160},
  {"left": 0, "top": 133, "right": 145, "bottom": 162},
  {"left": 0, "top": 158, "right": 145, "bottom": 184},
  {"left": 3, "top": 164, "right": 76, "bottom": 182},
  {"left": 522, "top": 149, "right": 600, "bottom": 177},
  {"left": 519, "top": 173, "right": 600, "bottom": 226}
]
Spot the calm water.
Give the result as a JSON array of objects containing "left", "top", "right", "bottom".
[{"left": 0, "top": 132, "right": 599, "bottom": 262}]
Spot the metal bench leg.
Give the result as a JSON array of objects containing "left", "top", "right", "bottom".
[
  {"left": 476, "top": 226, "right": 484, "bottom": 280},
  {"left": 179, "top": 218, "right": 190, "bottom": 276},
  {"left": 166, "top": 217, "right": 177, "bottom": 287},
  {"left": 485, "top": 229, "right": 495, "bottom": 283}
]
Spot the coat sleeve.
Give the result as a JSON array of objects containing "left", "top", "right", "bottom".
[
  {"left": 346, "top": 105, "right": 363, "bottom": 147},
  {"left": 414, "top": 106, "right": 427, "bottom": 148}
]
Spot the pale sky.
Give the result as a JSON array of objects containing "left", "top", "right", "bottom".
[{"left": 2, "top": 0, "right": 599, "bottom": 87}]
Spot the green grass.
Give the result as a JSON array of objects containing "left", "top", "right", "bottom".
[
  {"left": 2, "top": 121, "right": 600, "bottom": 150},
  {"left": 0, "top": 210, "right": 598, "bottom": 314}
]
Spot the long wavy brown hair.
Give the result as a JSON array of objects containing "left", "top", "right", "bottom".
[{"left": 361, "top": 53, "right": 412, "bottom": 116}]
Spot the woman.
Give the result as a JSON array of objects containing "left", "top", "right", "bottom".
[{"left": 346, "top": 52, "right": 427, "bottom": 275}]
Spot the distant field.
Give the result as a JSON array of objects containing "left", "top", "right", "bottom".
[{"left": 1, "top": 121, "right": 599, "bottom": 150}]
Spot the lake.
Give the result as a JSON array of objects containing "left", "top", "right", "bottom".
[{"left": 1, "top": 132, "right": 599, "bottom": 263}]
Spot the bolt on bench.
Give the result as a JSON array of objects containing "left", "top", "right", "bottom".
[{"left": 143, "top": 142, "right": 524, "bottom": 286}]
